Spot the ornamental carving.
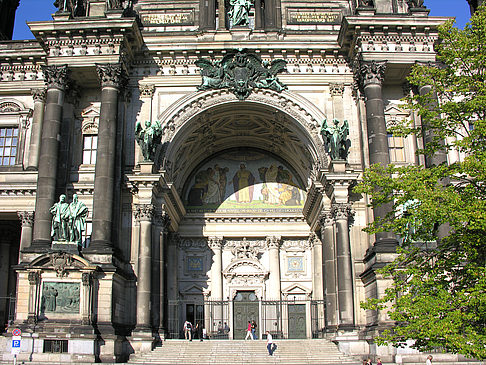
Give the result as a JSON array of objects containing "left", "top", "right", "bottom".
[
  {"left": 195, "top": 49, "right": 287, "bottom": 100},
  {"left": 330, "top": 84, "right": 345, "bottom": 96},
  {"left": 407, "top": 0, "right": 425, "bottom": 9},
  {"left": 179, "top": 238, "right": 208, "bottom": 251},
  {"left": 96, "top": 63, "right": 125, "bottom": 89},
  {"left": 17, "top": 211, "right": 34, "bottom": 226},
  {"left": 31, "top": 88, "right": 46, "bottom": 103},
  {"left": 134, "top": 204, "right": 155, "bottom": 221},
  {"left": 226, "top": 238, "right": 264, "bottom": 260},
  {"left": 281, "top": 239, "right": 311, "bottom": 252},
  {"left": 308, "top": 232, "right": 321, "bottom": 248},
  {"left": 50, "top": 252, "right": 74, "bottom": 277},
  {"left": 41, "top": 65, "right": 70, "bottom": 90},
  {"left": 356, "top": 61, "right": 387, "bottom": 90},
  {"left": 82, "top": 272, "right": 92, "bottom": 286}
]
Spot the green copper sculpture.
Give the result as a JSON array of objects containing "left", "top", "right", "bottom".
[
  {"left": 196, "top": 49, "right": 287, "bottom": 100},
  {"left": 50, "top": 194, "right": 89, "bottom": 246},
  {"left": 228, "top": 0, "right": 253, "bottom": 27},
  {"left": 135, "top": 120, "right": 163, "bottom": 161},
  {"left": 320, "top": 119, "right": 350, "bottom": 160}
]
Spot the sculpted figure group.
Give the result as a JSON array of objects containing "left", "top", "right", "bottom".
[{"left": 50, "top": 194, "right": 88, "bottom": 246}]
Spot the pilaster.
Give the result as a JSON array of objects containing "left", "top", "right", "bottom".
[
  {"left": 17, "top": 211, "right": 34, "bottom": 255},
  {"left": 266, "top": 235, "right": 282, "bottom": 300},
  {"left": 26, "top": 88, "right": 46, "bottom": 170}
]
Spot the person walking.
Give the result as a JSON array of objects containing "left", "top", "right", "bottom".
[
  {"left": 183, "top": 320, "right": 192, "bottom": 341},
  {"left": 266, "top": 331, "right": 274, "bottom": 356},
  {"left": 426, "top": 355, "right": 433, "bottom": 365},
  {"left": 377, "top": 358, "right": 383, "bottom": 365},
  {"left": 245, "top": 321, "right": 253, "bottom": 340},
  {"left": 195, "top": 322, "right": 203, "bottom": 341},
  {"left": 251, "top": 320, "right": 257, "bottom": 339}
]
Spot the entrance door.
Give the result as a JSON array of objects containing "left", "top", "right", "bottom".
[
  {"left": 288, "top": 304, "right": 306, "bottom": 339},
  {"left": 233, "top": 291, "right": 259, "bottom": 339}
]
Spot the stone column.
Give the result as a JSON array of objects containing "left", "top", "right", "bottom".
[
  {"left": 218, "top": 0, "right": 226, "bottom": 29},
  {"left": 320, "top": 211, "right": 338, "bottom": 328},
  {"left": 31, "top": 65, "right": 69, "bottom": 249},
  {"left": 332, "top": 203, "right": 354, "bottom": 326},
  {"left": 167, "top": 233, "right": 179, "bottom": 302},
  {"left": 17, "top": 211, "right": 34, "bottom": 254},
  {"left": 358, "top": 60, "right": 395, "bottom": 243},
  {"left": 87, "top": 64, "right": 124, "bottom": 253},
  {"left": 311, "top": 233, "right": 324, "bottom": 300},
  {"left": 26, "top": 88, "right": 46, "bottom": 170},
  {"left": 159, "top": 213, "right": 170, "bottom": 335},
  {"left": 27, "top": 271, "right": 40, "bottom": 323},
  {"left": 266, "top": 236, "right": 281, "bottom": 300},
  {"left": 208, "top": 237, "right": 223, "bottom": 300},
  {"left": 134, "top": 204, "right": 154, "bottom": 331},
  {"left": 254, "top": 0, "right": 263, "bottom": 29},
  {"left": 81, "top": 272, "right": 92, "bottom": 325}
]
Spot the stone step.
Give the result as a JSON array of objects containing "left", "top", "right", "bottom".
[{"left": 128, "top": 339, "right": 363, "bottom": 365}]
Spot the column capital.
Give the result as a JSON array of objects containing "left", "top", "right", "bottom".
[
  {"left": 41, "top": 65, "right": 70, "bottom": 90},
  {"left": 356, "top": 60, "right": 387, "bottom": 90},
  {"left": 208, "top": 236, "right": 224, "bottom": 250},
  {"left": 155, "top": 212, "right": 171, "bottom": 232},
  {"left": 134, "top": 204, "right": 155, "bottom": 222},
  {"left": 31, "top": 88, "right": 46, "bottom": 102},
  {"left": 330, "top": 83, "right": 345, "bottom": 96},
  {"left": 82, "top": 272, "right": 92, "bottom": 286},
  {"left": 266, "top": 235, "right": 281, "bottom": 249},
  {"left": 28, "top": 271, "right": 40, "bottom": 285},
  {"left": 96, "top": 63, "right": 125, "bottom": 89},
  {"left": 331, "top": 203, "right": 353, "bottom": 220},
  {"left": 17, "top": 211, "right": 34, "bottom": 226},
  {"left": 139, "top": 84, "right": 155, "bottom": 98},
  {"left": 308, "top": 232, "right": 321, "bottom": 247},
  {"left": 319, "top": 210, "right": 334, "bottom": 228}
]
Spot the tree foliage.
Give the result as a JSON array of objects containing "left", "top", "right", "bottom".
[{"left": 355, "top": 6, "right": 486, "bottom": 359}]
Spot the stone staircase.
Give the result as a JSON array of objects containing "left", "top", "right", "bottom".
[{"left": 128, "top": 339, "right": 363, "bottom": 365}]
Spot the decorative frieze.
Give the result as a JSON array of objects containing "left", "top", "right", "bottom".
[
  {"left": 178, "top": 238, "right": 208, "bottom": 251},
  {"left": 207, "top": 236, "right": 224, "bottom": 250},
  {"left": 225, "top": 238, "right": 265, "bottom": 260},
  {"left": 281, "top": 239, "right": 311, "bottom": 252}
]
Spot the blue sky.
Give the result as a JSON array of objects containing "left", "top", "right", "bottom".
[{"left": 12, "top": 0, "right": 471, "bottom": 40}]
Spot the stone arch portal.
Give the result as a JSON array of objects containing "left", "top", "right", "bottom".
[{"left": 158, "top": 89, "right": 328, "bottom": 194}]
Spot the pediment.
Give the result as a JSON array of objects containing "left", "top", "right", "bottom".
[
  {"left": 180, "top": 284, "right": 205, "bottom": 295},
  {"left": 282, "top": 283, "right": 311, "bottom": 295}
]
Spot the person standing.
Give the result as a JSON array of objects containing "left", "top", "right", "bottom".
[
  {"left": 245, "top": 321, "right": 253, "bottom": 340},
  {"left": 183, "top": 320, "right": 192, "bottom": 341},
  {"left": 251, "top": 320, "right": 257, "bottom": 339},
  {"left": 377, "top": 358, "right": 383, "bottom": 365},
  {"left": 266, "top": 331, "right": 274, "bottom": 356},
  {"left": 426, "top": 355, "right": 433, "bottom": 365},
  {"left": 195, "top": 322, "right": 203, "bottom": 341}
]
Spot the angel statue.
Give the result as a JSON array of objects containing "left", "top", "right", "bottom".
[
  {"left": 195, "top": 59, "right": 226, "bottom": 90},
  {"left": 320, "top": 119, "right": 350, "bottom": 160},
  {"left": 135, "top": 120, "right": 163, "bottom": 161}
]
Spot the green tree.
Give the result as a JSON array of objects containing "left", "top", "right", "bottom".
[{"left": 355, "top": 6, "right": 486, "bottom": 359}]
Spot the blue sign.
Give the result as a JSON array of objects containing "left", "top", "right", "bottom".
[{"left": 12, "top": 340, "right": 20, "bottom": 348}]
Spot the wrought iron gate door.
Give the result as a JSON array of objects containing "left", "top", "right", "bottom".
[
  {"left": 288, "top": 304, "right": 306, "bottom": 339},
  {"left": 233, "top": 291, "right": 259, "bottom": 339}
]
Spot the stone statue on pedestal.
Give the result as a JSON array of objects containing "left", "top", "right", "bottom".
[
  {"left": 135, "top": 120, "right": 163, "bottom": 161},
  {"left": 69, "top": 194, "right": 89, "bottom": 246},
  {"left": 50, "top": 194, "right": 70, "bottom": 241}
]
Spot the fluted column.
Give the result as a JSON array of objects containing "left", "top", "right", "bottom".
[
  {"left": 208, "top": 237, "right": 223, "bottom": 300},
  {"left": 320, "top": 211, "right": 338, "bottom": 327},
  {"left": 26, "top": 88, "right": 46, "bottom": 170},
  {"left": 87, "top": 64, "right": 124, "bottom": 253},
  {"left": 32, "top": 65, "right": 69, "bottom": 248},
  {"left": 357, "top": 60, "right": 395, "bottom": 243},
  {"left": 332, "top": 203, "right": 354, "bottom": 326},
  {"left": 267, "top": 236, "right": 281, "bottom": 300},
  {"left": 134, "top": 204, "right": 154, "bottom": 331},
  {"left": 17, "top": 211, "right": 34, "bottom": 254}
]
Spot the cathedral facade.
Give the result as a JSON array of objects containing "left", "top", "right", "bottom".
[{"left": 0, "top": 0, "right": 450, "bottom": 362}]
